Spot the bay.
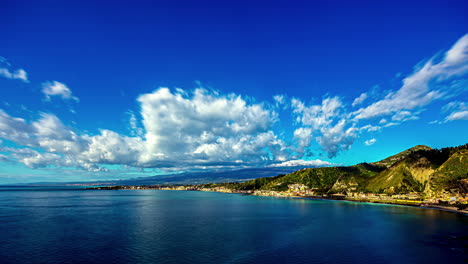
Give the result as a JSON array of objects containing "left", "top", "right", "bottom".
[{"left": 0, "top": 188, "right": 466, "bottom": 263}]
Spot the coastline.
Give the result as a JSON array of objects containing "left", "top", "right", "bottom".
[
  {"left": 87, "top": 186, "right": 468, "bottom": 216},
  {"left": 419, "top": 205, "right": 468, "bottom": 215},
  {"left": 250, "top": 194, "right": 468, "bottom": 215}
]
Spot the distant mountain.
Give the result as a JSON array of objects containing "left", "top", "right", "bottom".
[
  {"left": 208, "top": 144, "right": 468, "bottom": 198},
  {"left": 9, "top": 167, "right": 302, "bottom": 186},
  {"left": 115, "top": 167, "right": 300, "bottom": 185}
]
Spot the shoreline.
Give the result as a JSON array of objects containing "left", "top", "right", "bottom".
[
  {"left": 247, "top": 194, "right": 468, "bottom": 215},
  {"left": 87, "top": 186, "right": 468, "bottom": 216}
]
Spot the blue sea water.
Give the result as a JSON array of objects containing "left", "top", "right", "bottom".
[{"left": 0, "top": 188, "right": 466, "bottom": 264}]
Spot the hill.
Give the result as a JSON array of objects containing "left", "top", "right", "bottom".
[
  {"left": 370, "top": 145, "right": 432, "bottom": 168},
  {"left": 204, "top": 144, "right": 468, "bottom": 199}
]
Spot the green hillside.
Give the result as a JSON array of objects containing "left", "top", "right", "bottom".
[
  {"left": 371, "top": 145, "right": 433, "bottom": 167},
  {"left": 207, "top": 143, "right": 468, "bottom": 198},
  {"left": 425, "top": 149, "right": 468, "bottom": 197}
]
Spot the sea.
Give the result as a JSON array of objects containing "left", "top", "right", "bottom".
[{"left": 0, "top": 187, "right": 466, "bottom": 264}]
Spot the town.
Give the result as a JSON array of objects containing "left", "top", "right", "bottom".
[{"left": 90, "top": 182, "right": 468, "bottom": 214}]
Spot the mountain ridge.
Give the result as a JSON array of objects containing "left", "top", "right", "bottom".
[{"left": 202, "top": 143, "right": 468, "bottom": 199}]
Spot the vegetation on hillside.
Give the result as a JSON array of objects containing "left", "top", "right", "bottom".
[{"left": 203, "top": 144, "right": 468, "bottom": 198}]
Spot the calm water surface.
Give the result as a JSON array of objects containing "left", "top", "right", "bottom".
[{"left": 0, "top": 188, "right": 466, "bottom": 264}]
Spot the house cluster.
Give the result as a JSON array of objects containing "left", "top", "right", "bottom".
[
  {"left": 252, "top": 184, "right": 314, "bottom": 197},
  {"left": 92, "top": 183, "right": 467, "bottom": 206}
]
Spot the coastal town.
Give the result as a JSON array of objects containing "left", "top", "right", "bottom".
[{"left": 90, "top": 182, "right": 468, "bottom": 214}]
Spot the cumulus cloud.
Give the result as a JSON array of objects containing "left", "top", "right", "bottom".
[
  {"left": 354, "top": 34, "right": 468, "bottom": 120},
  {"left": 0, "top": 113, "right": 83, "bottom": 169},
  {"left": 293, "top": 127, "right": 313, "bottom": 151},
  {"left": 3, "top": 116, "right": 143, "bottom": 171},
  {"left": 0, "top": 88, "right": 289, "bottom": 172},
  {"left": 267, "top": 159, "right": 333, "bottom": 167},
  {"left": 80, "top": 130, "right": 142, "bottom": 166},
  {"left": 0, "top": 110, "right": 126, "bottom": 171},
  {"left": 316, "top": 120, "right": 357, "bottom": 157},
  {"left": 32, "top": 113, "right": 87, "bottom": 154},
  {"left": 42, "top": 81, "right": 79, "bottom": 101},
  {"left": 137, "top": 88, "right": 286, "bottom": 167},
  {"left": 292, "top": 97, "right": 343, "bottom": 129},
  {"left": 288, "top": 35, "right": 467, "bottom": 157},
  {"left": 291, "top": 97, "right": 358, "bottom": 158},
  {"left": 364, "top": 138, "right": 377, "bottom": 146},
  {"left": 2, "top": 35, "right": 467, "bottom": 175}
]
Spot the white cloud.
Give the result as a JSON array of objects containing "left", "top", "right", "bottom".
[
  {"left": 273, "top": 94, "right": 285, "bottom": 104},
  {"left": 445, "top": 34, "right": 468, "bottom": 65},
  {"left": 0, "top": 110, "right": 35, "bottom": 145},
  {"left": 446, "top": 111, "right": 468, "bottom": 120},
  {"left": 0, "top": 57, "right": 28, "bottom": 82},
  {"left": 364, "top": 138, "right": 377, "bottom": 146},
  {"left": 293, "top": 127, "right": 313, "bottom": 150},
  {"left": 32, "top": 113, "right": 86, "bottom": 154},
  {"left": 126, "top": 111, "right": 143, "bottom": 137},
  {"left": 288, "top": 33, "right": 467, "bottom": 158},
  {"left": 0, "top": 68, "right": 28, "bottom": 82},
  {"left": 33, "top": 113, "right": 74, "bottom": 140},
  {"left": 291, "top": 97, "right": 358, "bottom": 158},
  {"left": 317, "top": 120, "right": 357, "bottom": 157},
  {"left": 352, "top": 92, "right": 367, "bottom": 107},
  {"left": 0, "top": 110, "right": 129, "bottom": 171},
  {"left": 0, "top": 88, "right": 289, "bottom": 172},
  {"left": 42, "top": 81, "right": 79, "bottom": 101},
  {"left": 80, "top": 129, "right": 142, "bottom": 166},
  {"left": 292, "top": 96, "right": 343, "bottom": 129},
  {"left": 267, "top": 159, "right": 333, "bottom": 167},
  {"left": 354, "top": 34, "right": 468, "bottom": 120},
  {"left": 443, "top": 101, "right": 465, "bottom": 112},
  {"left": 383, "top": 122, "right": 399, "bottom": 127},
  {"left": 137, "top": 88, "right": 285, "bottom": 167},
  {"left": 391, "top": 110, "right": 419, "bottom": 122},
  {"left": 20, "top": 152, "right": 64, "bottom": 169},
  {"left": 1, "top": 35, "right": 467, "bottom": 175},
  {"left": 360, "top": 124, "right": 381, "bottom": 132},
  {"left": 443, "top": 101, "right": 468, "bottom": 121},
  {"left": 273, "top": 94, "right": 287, "bottom": 108}
]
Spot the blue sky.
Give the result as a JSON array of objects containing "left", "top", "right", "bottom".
[{"left": 0, "top": 0, "right": 467, "bottom": 183}]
